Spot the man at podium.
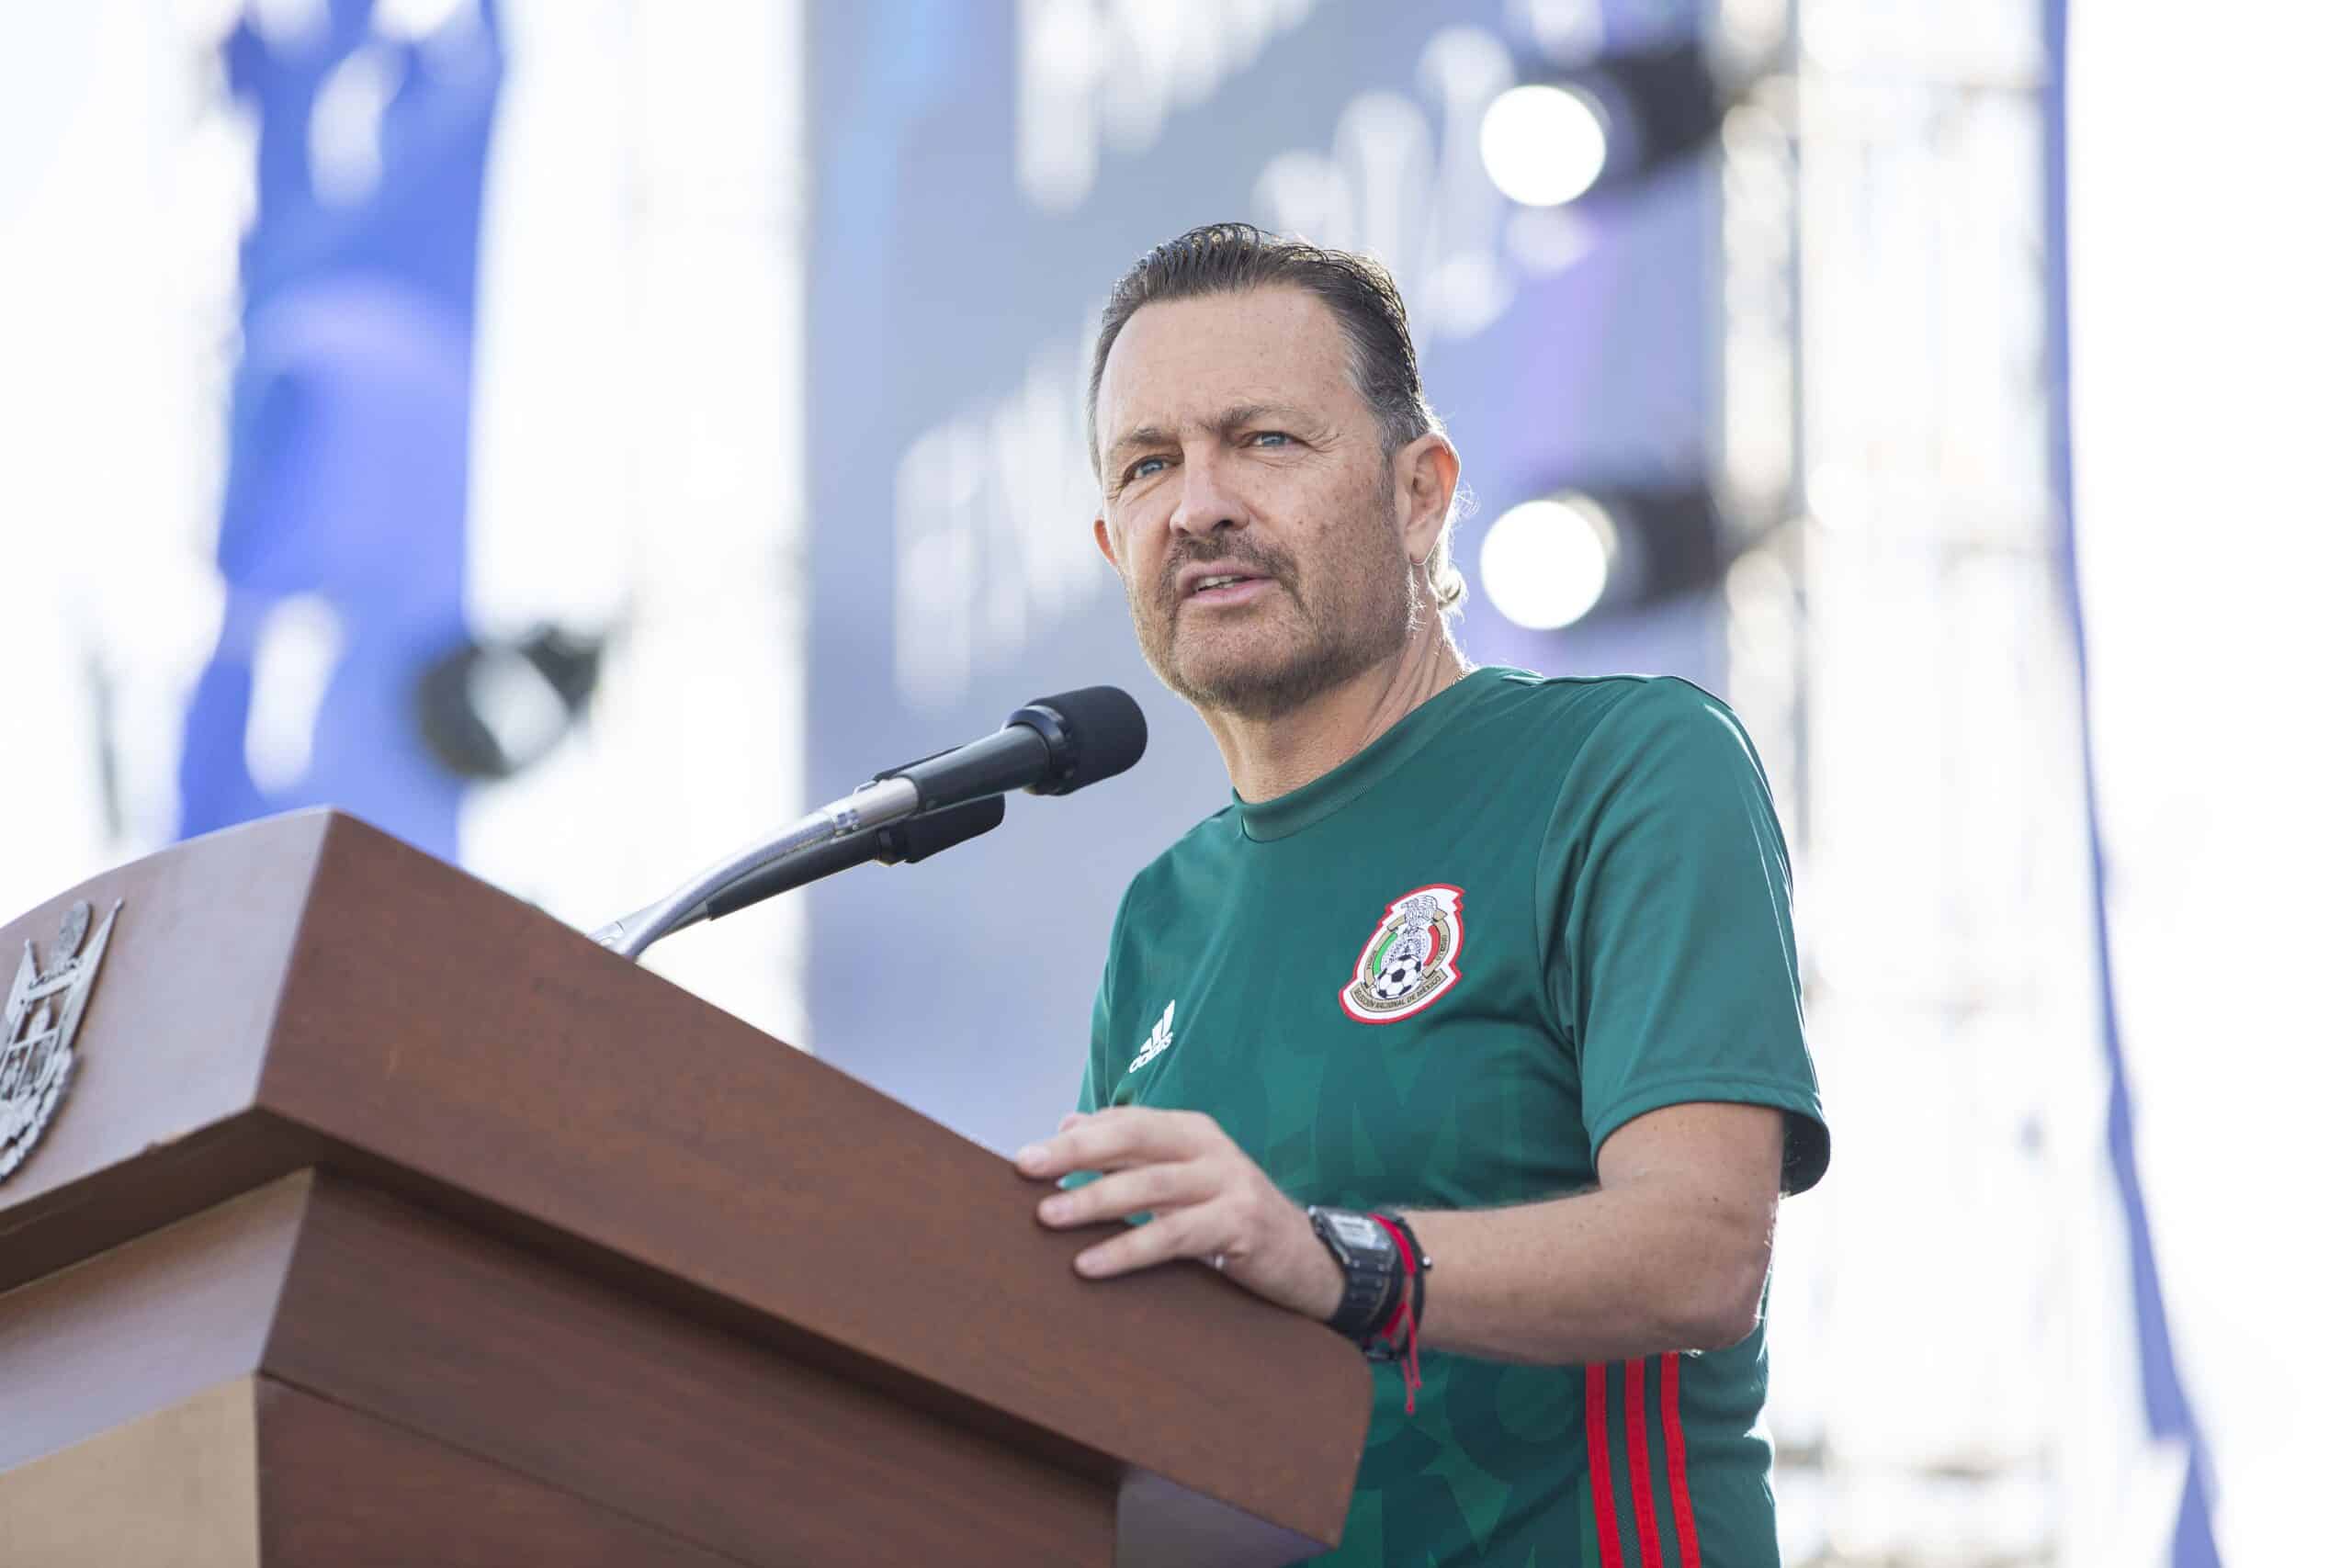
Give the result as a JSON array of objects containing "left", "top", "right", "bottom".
[{"left": 1016, "top": 223, "right": 1829, "bottom": 1566}]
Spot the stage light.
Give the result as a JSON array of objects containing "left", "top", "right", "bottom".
[
  {"left": 1479, "top": 485, "right": 1728, "bottom": 631},
  {"left": 1481, "top": 496, "right": 1618, "bottom": 629},
  {"left": 1483, "top": 39, "right": 1727, "bottom": 207},
  {"left": 414, "top": 624, "right": 605, "bottom": 781},
  {"left": 1480, "top": 85, "right": 1611, "bottom": 207}
]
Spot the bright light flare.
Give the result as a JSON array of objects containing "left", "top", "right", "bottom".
[
  {"left": 1479, "top": 496, "right": 1617, "bottom": 629},
  {"left": 1479, "top": 84, "right": 1610, "bottom": 207}
]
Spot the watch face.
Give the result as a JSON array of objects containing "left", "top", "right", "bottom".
[{"left": 1324, "top": 1211, "right": 1388, "bottom": 1252}]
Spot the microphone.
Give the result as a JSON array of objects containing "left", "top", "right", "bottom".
[
  {"left": 590, "top": 685, "right": 1148, "bottom": 961},
  {"left": 876, "top": 685, "right": 1148, "bottom": 811}
]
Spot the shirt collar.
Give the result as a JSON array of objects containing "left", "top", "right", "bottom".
[{"left": 1234, "top": 666, "right": 1503, "bottom": 841}]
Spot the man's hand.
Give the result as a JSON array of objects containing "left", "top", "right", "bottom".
[{"left": 1015, "top": 1107, "right": 1344, "bottom": 1321}]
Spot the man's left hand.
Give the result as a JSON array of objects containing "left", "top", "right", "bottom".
[{"left": 1016, "top": 1107, "right": 1344, "bottom": 1321}]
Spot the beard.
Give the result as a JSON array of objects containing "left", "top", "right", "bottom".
[{"left": 1123, "top": 459, "right": 1416, "bottom": 723}]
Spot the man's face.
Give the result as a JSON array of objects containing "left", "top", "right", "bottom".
[{"left": 1092, "top": 287, "right": 1416, "bottom": 722}]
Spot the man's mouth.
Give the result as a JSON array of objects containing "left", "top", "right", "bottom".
[
  {"left": 1174, "top": 562, "right": 1281, "bottom": 606},
  {"left": 1182, "top": 574, "right": 1272, "bottom": 607}
]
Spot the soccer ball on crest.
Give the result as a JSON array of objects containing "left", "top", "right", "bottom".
[{"left": 1370, "top": 952, "right": 1425, "bottom": 1001}]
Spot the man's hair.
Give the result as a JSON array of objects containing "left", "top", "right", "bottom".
[{"left": 1088, "top": 222, "right": 1467, "bottom": 616}]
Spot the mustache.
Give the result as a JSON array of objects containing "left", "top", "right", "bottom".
[{"left": 1156, "top": 539, "right": 1296, "bottom": 608}]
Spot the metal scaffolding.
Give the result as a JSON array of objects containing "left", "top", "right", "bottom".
[{"left": 1720, "top": 1, "right": 2108, "bottom": 1562}]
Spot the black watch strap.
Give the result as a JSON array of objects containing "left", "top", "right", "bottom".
[{"left": 1306, "top": 1205, "right": 1403, "bottom": 1344}]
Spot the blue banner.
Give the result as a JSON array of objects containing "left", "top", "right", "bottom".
[
  {"left": 177, "top": 1, "right": 503, "bottom": 861},
  {"left": 2047, "top": 0, "right": 2220, "bottom": 1556}
]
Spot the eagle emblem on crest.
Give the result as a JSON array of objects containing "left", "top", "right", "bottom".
[
  {"left": 1339, "top": 885, "right": 1464, "bottom": 1024},
  {"left": 1, "top": 899, "right": 121, "bottom": 1183}
]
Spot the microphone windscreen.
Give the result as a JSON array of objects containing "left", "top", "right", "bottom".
[{"left": 1025, "top": 685, "right": 1148, "bottom": 793}]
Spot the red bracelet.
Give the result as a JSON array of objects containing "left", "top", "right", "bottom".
[{"left": 1368, "top": 1213, "right": 1431, "bottom": 1414}]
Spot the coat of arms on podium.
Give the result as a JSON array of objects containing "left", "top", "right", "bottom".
[{"left": 1, "top": 898, "right": 121, "bottom": 1183}]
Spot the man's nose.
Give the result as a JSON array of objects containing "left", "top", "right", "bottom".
[{"left": 1168, "top": 451, "right": 1247, "bottom": 539}]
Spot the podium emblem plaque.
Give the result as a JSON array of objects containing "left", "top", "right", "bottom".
[{"left": 1, "top": 897, "right": 120, "bottom": 1182}]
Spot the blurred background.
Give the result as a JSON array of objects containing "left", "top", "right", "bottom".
[{"left": 3, "top": 0, "right": 2345, "bottom": 1561}]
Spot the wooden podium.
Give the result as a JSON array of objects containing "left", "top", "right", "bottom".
[{"left": 0, "top": 810, "right": 1367, "bottom": 1566}]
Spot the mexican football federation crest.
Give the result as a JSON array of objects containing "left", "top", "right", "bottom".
[
  {"left": 1339, "top": 885, "right": 1464, "bottom": 1024},
  {"left": 1, "top": 899, "right": 121, "bottom": 1183}
]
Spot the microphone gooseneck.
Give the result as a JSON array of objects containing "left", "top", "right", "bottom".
[
  {"left": 590, "top": 775, "right": 922, "bottom": 960},
  {"left": 589, "top": 685, "right": 1147, "bottom": 962},
  {"left": 698, "top": 795, "right": 1004, "bottom": 925}
]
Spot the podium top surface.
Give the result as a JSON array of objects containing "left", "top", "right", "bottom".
[{"left": 0, "top": 809, "right": 1367, "bottom": 1549}]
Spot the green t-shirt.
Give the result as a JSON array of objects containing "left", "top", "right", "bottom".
[{"left": 1078, "top": 668, "right": 1829, "bottom": 1568}]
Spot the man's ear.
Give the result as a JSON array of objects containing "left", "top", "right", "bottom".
[
  {"left": 1396, "top": 433, "right": 1461, "bottom": 563},
  {"left": 1094, "top": 514, "right": 1119, "bottom": 570}
]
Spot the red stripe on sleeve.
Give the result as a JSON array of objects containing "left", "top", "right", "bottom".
[
  {"left": 1623, "top": 1358, "right": 1665, "bottom": 1568},
  {"left": 1661, "top": 1352, "right": 1702, "bottom": 1568},
  {"left": 1585, "top": 1363, "right": 1625, "bottom": 1568}
]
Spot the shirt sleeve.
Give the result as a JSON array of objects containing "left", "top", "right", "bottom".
[
  {"left": 1077, "top": 968, "right": 1112, "bottom": 1115},
  {"left": 1076, "top": 881, "right": 1133, "bottom": 1116},
  {"left": 1540, "top": 678, "right": 1830, "bottom": 1194},
  {"left": 1061, "top": 887, "right": 1132, "bottom": 1194}
]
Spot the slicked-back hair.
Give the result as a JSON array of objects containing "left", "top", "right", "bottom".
[{"left": 1089, "top": 222, "right": 1467, "bottom": 615}]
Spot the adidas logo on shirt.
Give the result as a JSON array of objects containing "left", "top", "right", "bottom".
[{"left": 1128, "top": 1000, "right": 1175, "bottom": 1074}]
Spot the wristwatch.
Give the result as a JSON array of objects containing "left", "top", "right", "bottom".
[{"left": 1305, "top": 1205, "right": 1405, "bottom": 1347}]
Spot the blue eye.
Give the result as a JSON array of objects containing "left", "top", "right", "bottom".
[
  {"left": 1249, "top": 431, "right": 1292, "bottom": 447},
  {"left": 1127, "top": 456, "right": 1169, "bottom": 481}
]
